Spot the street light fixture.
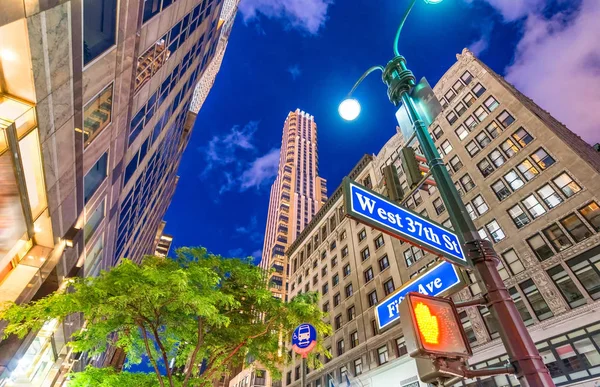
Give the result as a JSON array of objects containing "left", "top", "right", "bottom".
[{"left": 338, "top": 0, "right": 555, "bottom": 385}]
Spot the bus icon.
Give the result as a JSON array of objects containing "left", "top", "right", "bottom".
[{"left": 298, "top": 325, "right": 311, "bottom": 345}]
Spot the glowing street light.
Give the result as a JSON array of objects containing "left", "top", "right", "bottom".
[{"left": 338, "top": 98, "right": 361, "bottom": 121}]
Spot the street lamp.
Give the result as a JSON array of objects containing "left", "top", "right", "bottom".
[{"left": 339, "top": 1, "right": 555, "bottom": 386}]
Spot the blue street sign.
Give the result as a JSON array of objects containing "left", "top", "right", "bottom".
[
  {"left": 375, "top": 260, "right": 464, "bottom": 330},
  {"left": 292, "top": 323, "right": 317, "bottom": 357},
  {"left": 342, "top": 178, "right": 470, "bottom": 267}
]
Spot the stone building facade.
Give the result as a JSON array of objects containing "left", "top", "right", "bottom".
[{"left": 283, "top": 49, "right": 600, "bottom": 387}]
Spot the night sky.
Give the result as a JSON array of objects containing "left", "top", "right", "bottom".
[{"left": 163, "top": 0, "right": 600, "bottom": 262}]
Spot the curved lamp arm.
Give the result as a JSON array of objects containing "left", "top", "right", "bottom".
[
  {"left": 393, "top": 0, "right": 418, "bottom": 57},
  {"left": 347, "top": 65, "right": 385, "bottom": 96}
]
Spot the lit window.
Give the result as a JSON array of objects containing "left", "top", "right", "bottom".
[
  {"left": 508, "top": 204, "right": 530, "bottom": 228},
  {"left": 579, "top": 202, "right": 600, "bottom": 231},
  {"left": 19, "top": 129, "right": 47, "bottom": 219},
  {"left": 511, "top": 127, "right": 533, "bottom": 147},
  {"left": 530, "top": 148, "right": 555, "bottom": 170},
  {"left": 560, "top": 214, "right": 592, "bottom": 242},
  {"left": 543, "top": 223, "right": 572, "bottom": 252},
  {"left": 84, "top": 0, "right": 117, "bottom": 64},
  {"left": 84, "top": 152, "right": 108, "bottom": 204},
  {"left": 486, "top": 121, "right": 501, "bottom": 138},
  {"left": 552, "top": 173, "right": 581, "bottom": 197},
  {"left": 83, "top": 84, "right": 113, "bottom": 148}
]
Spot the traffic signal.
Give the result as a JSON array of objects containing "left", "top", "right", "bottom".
[
  {"left": 382, "top": 164, "right": 404, "bottom": 202},
  {"left": 399, "top": 292, "right": 471, "bottom": 359},
  {"left": 400, "top": 147, "right": 422, "bottom": 188}
]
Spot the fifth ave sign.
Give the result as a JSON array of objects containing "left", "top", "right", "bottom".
[{"left": 342, "top": 178, "right": 470, "bottom": 268}]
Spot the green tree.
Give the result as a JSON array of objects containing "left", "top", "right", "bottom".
[{"left": 0, "top": 247, "right": 330, "bottom": 387}]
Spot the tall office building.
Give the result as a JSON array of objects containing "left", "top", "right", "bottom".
[
  {"left": 283, "top": 49, "right": 600, "bottom": 387},
  {"left": 0, "top": 0, "right": 235, "bottom": 384},
  {"left": 229, "top": 110, "right": 328, "bottom": 387}
]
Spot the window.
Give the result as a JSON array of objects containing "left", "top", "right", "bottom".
[
  {"left": 453, "top": 80, "right": 465, "bottom": 93},
  {"left": 83, "top": 84, "right": 113, "bottom": 148},
  {"left": 492, "top": 179, "right": 511, "bottom": 201},
  {"left": 377, "top": 345, "right": 389, "bottom": 365},
  {"left": 347, "top": 306, "right": 356, "bottom": 321},
  {"left": 323, "top": 302, "right": 329, "bottom": 312},
  {"left": 84, "top": 199, "right": 106, "bottom": 243},
  {"left": 322, "top": 265, "right": 328, "bottom": 276},
  {"left": 484, "top": 96, "right": 499, "bottom": 111},
  {"left": 83, "top": 0, "right": 117, "bottom": 65},
  {"left": 501, "top": 138, "right": 520, "bottom": 158},
  {"left": 334, "top": 293, "right": 341, "bottom": 306},
  {"left": 487, "top": 150, "right": 505, "bottom": 169},
  {"left": 337, "top": 339, "right": 345, "bottom": 355},
  {"left": 374, "top": 234, "right": 385, "bottom": 249},
  {"left": 441, "top": 140, "right": 453, "bottom": 155},
  {"left": 580, "top": 202, "right": 600, "bottom": 231},
  {"left": 433, "top": 197, "right": 446, "bottom": 215},
  {"left": 364, "top": 267, "right": 374, "bottom": 283},
  {"left": 463, "top": 93, "right": 476, "bottom": 107},
  {"left": 522, "top": 194, "right": 546, "bottom": 218},
  {"left": 504, "top": 170, "right": 524, "bottom": 190},
  {"left": 497, "top": 110, "right": 515, "bottom": 127},
  {"left": 341, "top": 246, "right": 349, "bottom": 258},
  {"left": 332, "top": 273, "right": 339, "bottom": 287},
  {"left": 396, "top": 337, "right": 408, "bottom": 357},
  {"left": 519, "top": 279, "right": 553, "bottom": 320},
  {"left": 322, "top": 283, "right": 329, "bottom": 295},
  {"left": 553, "top": 173, "right": 581, "bottom": 198},
  {"left": 512, "top": 127, "right": 533, "bottom": 147},
  {"left": 350, "top": 331, "right": 359, "bottom": 348},
  {"left": 465, "top": 115, "right": 478, "bottom": 130},
  {"left": 479, "top": 305, "right": 500, "bottom": 339},
  {"left": 509, "top": 287, "right": 534, "bottom": 326},
  {"left": 432, "top": 126, "right": 443, "bottom": 139},
  {"left": 340, "top": 230, "right": 347, "bottom": 240},
  {"left": 383, "top": 278, "right": 395, "bottom": 295},
  {"left": 472, "top": 195, "right": 488, "bottom": 215},
  {"left": 455, "top": 125, "right": 469, "bottom": 140},
  {"left": 354, "top": 358, "right": 363, "bottom": 376},
  {"left": 475, "top": 131, "right": 491, "bottom": 148},
  {"left": 461, "top": 71, "right": 473, "bottom": 84},
  {"left": 343, "top": 264, "right": 351, "bottom": 277},
  {"left": 517, "top": 160, "right": 539, "bottom": 181},
  {"left": 404, "top": 246, "right": 423, "bottom": 266},
  {"left": 358, "top": 228, "right": 366, "bottom": 242},
  {"left": 531, "top": 148, "right": 555, "bottom": 170},
  {"left": 378, "top": 255, "right": 390, "bottom": 271},
  {"left": 459, "top": 311, "right": 477, "bottom": 343},
  {"left": 84, "top": 152, "right": 108, "bottom": 203},
  {"left": 474, "top": 106, "right": 489, "bottom": 122},
  {"left": 360, "top": 247, "right": 370, "bottom": 261},
  {"left": 368, "top": 290, "right": 378, "bottom": 307},
  {"left": 472, "top": 82, "right": 486, "bottom": 97},
  {"left": 413, "top": 191, "right": 423, "bottom": 207},
  {"left": 567, "top": 252, "right": 600, "bottom": 300},
  {"left": 345, "top": 283, "right": 354, "bottom": 298},
  {"left": 502, "top": 249, "right": 525, "bottom": 275},
  {"left": 330, "top": 240, "right": 337, "bottom": 250},
  {"left": 537, "top": 184, "right": 563, "bottom": 209},
  {"left": 547, "top": 265, "right": 586, "bottom": 308},
  {"left": 560, "top": 214, "right": 592, "bottom": 242},
  {"left": 543, "top": 223, "right": 572, "bottom": 251},
  {"left": 446, "top": 111, "right": 458, "bottom": 125},
  {"left": 455, "top": 102, "right": 467, "bottom": 116},
  {"left": 486, "top": 121, "right": 501, "bottom": 138},
  {"left": 465, "top": 140, "right": 479, "bottom": 157},
  {"left": 465, "top": 203, "right": 477, "bottom": 220},
  {"left": 508, "top": 204, "right": 530, "bottom": 228},
  {"left": 331, "top": 256, "right": 338, "bottom": 267},
  {"left": 449, "top": 156, "right": 463, "bottom": 172},
  {"left": 527, "top": 234, "right": 554, "bottom": 261},
  {"left": 477, "top": 158, "right": 494, "bottom": 177},
  {"left": 445, "top": 89, "right": 456, "bottom": 102},
  {"left": 459, "top": 174, "right": 475, "bottom": 192},
  {"left": 486, "top": 220, "right": 505, "bottom": 242}
]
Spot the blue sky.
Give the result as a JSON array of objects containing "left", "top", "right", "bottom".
[{"left": 163, "top": 0, "right": 600, "bottom": 262}]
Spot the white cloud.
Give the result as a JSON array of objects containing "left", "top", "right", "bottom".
[
  {"left": 251, "top": 249, "right": 263, "bottom": 259},
  {"left": 288, "top": 64, "right": 301, "bottom": 80},
  {"left": 201, "top": 121, "right": 259, "bottom": 176},
  {"left": 503, "top": 0, "right": 600, "bottom": 144},
  {"left": 240, "top": 148, "right": 281, "bottom": 190},
  {"left": 473, "top": 0, "right": 545, "bottom": 21},
  {"left": 469, "top": 36, "right": 488, "bottom": 56},
  {"left": 239, "top": 0, "right": 333, "bottom": 34}
]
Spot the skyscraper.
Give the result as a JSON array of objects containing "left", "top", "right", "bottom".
[
  {"left": 260, "top": 109, "right": 328, "bottom": 300},
  {"left": 229, "top": 110, "right": 327, "bottom": 387},
  {"left": 283, "top": 49, "right": 600, "bottom": 387},
  {"left": 0, "top": 0, "right": 235, "bottom": 384}
]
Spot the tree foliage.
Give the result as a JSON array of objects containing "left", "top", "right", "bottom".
[{"left": 0, "top": 247, "right": 331, "bottom": 387}]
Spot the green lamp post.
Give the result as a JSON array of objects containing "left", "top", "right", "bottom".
[{"left": 339, "top": 1, "right": 555, "bottom": 385}]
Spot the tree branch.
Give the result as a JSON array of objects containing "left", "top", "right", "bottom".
[
  {"left": 138, "top": 322, "right": 165, "bottom": 387},
  {"left": 182, "top": 318, "right": 204, "bottom": 387},
  {"left": 150, "top": 324, "right": 176, "bottom": 387}
]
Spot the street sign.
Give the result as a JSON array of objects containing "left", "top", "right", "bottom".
[
  {"left": 375, "top": 261, "right": 464, "bottom": 331},
  {"left": 342, "top": 178, "right": 469, "bottom": 267},
  {"left": 292, "top": 323, "right": 317, "bottom": 358},
  {"left": 399, "top": 292, "right": 472, "bottom": 359}
]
